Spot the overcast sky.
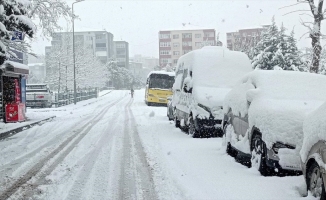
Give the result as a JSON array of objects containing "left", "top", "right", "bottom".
[{"left": 31, "top": 0, "right": 323, "bottom": 58}]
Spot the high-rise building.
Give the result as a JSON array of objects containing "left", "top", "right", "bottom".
[
  {"left": 49, "top": 31, "right": 114, "bottom": 64},
  {"left": 158, "top": 28, "right": 216, "bottom": 67},
  {"left": 114, "top": 41, "right": 129, "bottom": 69},
  {"left": 226, "top": 26, "right": 269, "bottom": 51}
]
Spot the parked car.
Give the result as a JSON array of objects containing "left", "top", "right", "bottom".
[
  {"left": 26, "top": 84, "right": 53, "bottom": 108},
  {"left": 167, "top": 96, "right": 174, "bottom": 121},
  {"left": 172, "top": 46, "right": 252, "bottom": 138},
  {"left": 223, "top": 70, "right": 326, "bottom": 176},
  {"left": 300, "top": 102, "right": 326, "bottom": 199}
]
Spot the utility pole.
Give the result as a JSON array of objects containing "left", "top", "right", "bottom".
[{"left": 72, "top": 0, "right": 85, "bottom": 104}]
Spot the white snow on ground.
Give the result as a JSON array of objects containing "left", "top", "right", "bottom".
[
  {"left": 131, "top": 89, "right": 316, "bottom": 200},
  {"left": 0, "top": 89, "right": 112, "bottom": 134},
  {"left": 0, "top": 89, "right": 320, "bottom": 199}
]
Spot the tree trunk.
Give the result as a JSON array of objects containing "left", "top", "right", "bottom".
[{"left": 310, "top": 21, "right": 322, "bottom": 73}]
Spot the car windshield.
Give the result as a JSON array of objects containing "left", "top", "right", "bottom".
[
  {"left": 2, "top": 1, "right": 326, "bottom": 200},
  {"left": 148, "top": 74, "right": 174, "bottom": 89}
]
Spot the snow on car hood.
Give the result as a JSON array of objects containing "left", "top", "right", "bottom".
[
  {"left": 300, "top": 101, "right": 326, "bottom": 161},
  {"left": 193, "top": 86, "right": 230, "bottom": 108},
  {"left": 249, "top": 98, "right": 324, "bottom": 149}
]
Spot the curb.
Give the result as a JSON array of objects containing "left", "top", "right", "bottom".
[{"left": 0, "top": 116, "right": 56, "bottom": 141}]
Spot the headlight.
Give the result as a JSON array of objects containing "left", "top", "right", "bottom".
[
  {"left": 272, "top": 142, "right": 295, "bottom": 154},
  {"left": 148, "top": 94, "right": 155, "bottom": 97},
  {"left": 198, "top": 103, "right": 210, "bottom": 113}
]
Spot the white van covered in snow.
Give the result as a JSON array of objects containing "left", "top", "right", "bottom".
[{"left": 172, "top": 46, "right": 252, "bottom": 138}]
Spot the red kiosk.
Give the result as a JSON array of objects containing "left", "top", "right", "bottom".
[{"left": 1, "top": 61, "right": 28, "bottom": 123}]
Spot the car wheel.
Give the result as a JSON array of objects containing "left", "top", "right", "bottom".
[
  {"left": 188, "top": 116, "right": 200, "bottom": 138},
  {"left": 250, "top": 134, "right": 271, "bottom": 176},
  {"left": 223, "top": 123, "right": 236, "bottom": 156},
  {"left": 174, "top": 110, "right": 180, "bottom": 128},
  {"left": 307, "top": 161, "right": 326, "bottom": 199}
]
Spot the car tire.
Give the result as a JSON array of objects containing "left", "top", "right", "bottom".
[
  {"left": 250, "top": 134, "right": 272, "bottom": 176},
  {"left": 188, "top": 116, "right": 200, "bottom": 138},
  {"left": 223, "top": 123, "right": 236, "bottom": 157},
  {"left": 307, "top": 161, "right": 326, "bottom": 199},
  {"left": 174, "top": 114, "right": 180, "bottom": 128}
]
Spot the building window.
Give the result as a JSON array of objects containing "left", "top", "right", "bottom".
[
  {"left": 173, "top": 34, "right": 179, "bottom": 39},
  {"left": 86, "top": 36, "right": 92, "bottom": 41},
  {"left": 117, "top": 58, "right": 125, "bottom": 62},
  {"left": 160, "top": 50, "right": 171, "bottom": 55},
  {"left": 183, "top": 50, "right": 191, "bottom": 54},
  {"left": 204, "top": 32, "right": 214, "bottom": 37},
  {"left": 195, "top": 42, "right": 202, "bottom": 47},
  {"left": 182, "top": 41, "right": 192, "bottom": 46},
  {"left": 182, "top": 33, "right": 192, "bottom": 38},
  {"left": 116, "top": 43, "right": 126, "bottom": 48},
  {"left": 195, "top": 34, "right": 201, "bottom": 38},
  {"left": 161, "top": 58, "right": 168, "bottom": 64},
  {"left": 243, "top": 32, "right": 247, "bottom": 37},
  {"left": 160, "top": 34, "right": 171, "bottom": 39},
  {"left": 96, "top": 43, "right": 106, "bottom": 47},
  {"left": 96, "top": 34, "right": 105, "bottom": 39},
  {"left": 173, "top": 51, "right": 180, "bottom": 55},
  {"left": 252, "top": 32, "right": 257, "bottom": 37},
  {"left": 173, "top": 43, "right": 179, "bottom": 47},
  {"left": 173, "top": 59, "right": 178, "bottom": 64},
  {"left": 160, "top": 42, "right": 171, "bottom": 47}
]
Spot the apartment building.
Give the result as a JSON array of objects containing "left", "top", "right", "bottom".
[
  {"left": 114, "top": 41, "right": 129, "bottom": 69},
  {"left": 49, "top": 31, "right": 114, "bottom": 64},
  {"left": 158, "top": 29, "right": 216, "bottom": 67},
  {"left": 226, "top": 26, "right": 269, "bottom": 51}
]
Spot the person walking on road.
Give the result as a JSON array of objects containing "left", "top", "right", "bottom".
[{"left": 131, "top": 88, "right": 134, "bottom": 98}]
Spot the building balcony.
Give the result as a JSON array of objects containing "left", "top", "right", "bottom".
[
  {"left": 159, "top": 55, "right": 172, "bottom": 58},
  {"left": 159, "top": 38, "right": 171, "bottom": 42},
  {"left": 95, "top": 47, "right": 107, "bottom": 51},
  {"left": 182, "top": 37, "right": 192, "bottom": 41}
]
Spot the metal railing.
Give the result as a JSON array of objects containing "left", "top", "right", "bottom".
[{"left": 54, "top": 88, "right": 99, "bottom": 107}]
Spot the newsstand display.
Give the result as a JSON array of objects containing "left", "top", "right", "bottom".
[{"left": 1, "top": 61, "right": 28, "bottom": 123}]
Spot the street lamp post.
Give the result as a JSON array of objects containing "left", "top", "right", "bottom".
[{"left": 72, "top": 0, "right": 84, "bottom": 104}]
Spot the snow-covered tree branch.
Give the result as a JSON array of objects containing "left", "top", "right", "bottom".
[{"left": 28, "top": 0, "right": 73, "bottom": 37}]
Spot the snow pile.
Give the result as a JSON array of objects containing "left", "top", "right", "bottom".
[
  {"left": 300, "top": 102, "right": 326, "bottom": 161},
  {"left": 191, "top": 46, "right": 252, "bottom": 89},
  {"left": 224, "top": 70, "right": 326, "bottom": 151},
  {"left": 173, "top": 46, "right": 252, "bottom": 119},
  {"left": 223, "top": 80, "right": 255, "bottom": 117}
]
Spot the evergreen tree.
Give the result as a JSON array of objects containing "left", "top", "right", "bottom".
[
  {"left": 0, "top": 0, "right": 35, "bottom": 65},
  {"left": 252, "top": 17, "right": 279, "bottom": 70},
  {"left": 284, "top": 29, "right": 303, "bottom": 71},
  {"left": 272, "top": 23, "right": 287, "bottom": 70}
]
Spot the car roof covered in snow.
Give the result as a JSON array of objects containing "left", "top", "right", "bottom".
[
  {"left": 147, "top": 71, "right": 175, "bottom": 78},
  {"left": 176, "top": 46, "right": 252, "bottom": 89},
  {"left": 242, "top": 70, "right": 326, "bottom": 101}
]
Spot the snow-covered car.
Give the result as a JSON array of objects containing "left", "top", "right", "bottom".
[
  {"left": 300, "top": 102, "right": 326, "bottom": 199},
  {"left": 223, "top": 70, "right": 326, "bottom": 176},
  {"left": 167, "top": 96, "right": 174, "bottom": 120},
  {"left": 173, "top": 46, "right": 252, "bottom": 138}
]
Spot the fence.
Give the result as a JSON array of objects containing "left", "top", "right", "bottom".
[{"left": 54, "top": 88, "right": 99, "bottom": 107}]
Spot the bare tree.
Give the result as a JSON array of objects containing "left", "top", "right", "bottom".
[{"left": 289, "top": 0, "right": 325, "bottom": 73}]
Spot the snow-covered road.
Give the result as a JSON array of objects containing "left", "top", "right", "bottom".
[{"left": 0, "top": 90, "right": 317, "bottom": 200}]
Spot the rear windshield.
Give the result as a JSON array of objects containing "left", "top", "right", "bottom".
[{"left": 149, "top": 74, "right": 174, "bottom": 89}]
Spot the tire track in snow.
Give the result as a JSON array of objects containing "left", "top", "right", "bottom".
[
  {"left": 0, "top": 94, "right": 127, "bottom": 200},
  {"left": 119, "top": 98, "right": 157, "bottom": 200},
  {"left": 64, "top": 98, "right": 126, "bottom": 200}
]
